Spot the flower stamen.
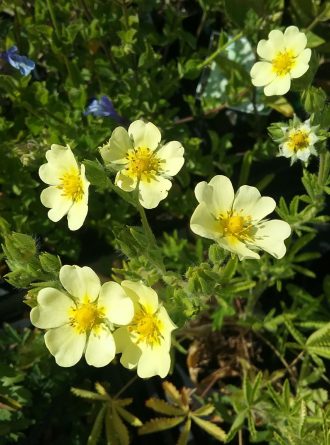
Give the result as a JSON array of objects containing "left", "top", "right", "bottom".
[
  {"left": 69, "top": 301, "right": 105, "bottom": 333},
  {"left": 129, "top": 305, "right": 163, "bottom": 347},
  {"left": 125, "top": 147, "right": 162, "bottom": 182},
  {"left": 272, "top": 49, "right": 296, "bottom": 76},
  {"left": 58, "top": 169, "right": 84, "bottom": 202}
]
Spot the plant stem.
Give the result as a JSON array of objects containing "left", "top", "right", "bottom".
[
  {"left": 137, "top": 202, "right": 157, "bottom": 247},
  {"left": 198, "top": 32, "right": 243, "bottom": 69},
  {"left": 46, "top": 0, "right": 61, "bottom": 39},
  {"left": 114, "top": 375, "right": 138, "bottom": 399}
]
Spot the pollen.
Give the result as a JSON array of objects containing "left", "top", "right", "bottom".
[
  {"left": 58, "top": 169, "right": 84, "bottom": 202},
  {"left": 218, "top": 212, "right": 254, "bottom": 243},
  {"left": 69, "top": 301, "right": 104, "bottom": 333},
  {"left": 287, "top": 129, "right": 310, "bottom": 152},
  {"left": 272, "top": 49, "right": 296, "bottom": 76},
  {"left": 125, "top": 147, "right": 162, "bottom": 182},
  {"left": 129, "top": 305, "right": 163, "bottom": 347}
]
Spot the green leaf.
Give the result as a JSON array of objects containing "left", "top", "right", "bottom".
[
  {"left": 191, "top": 415, "right": 227, "bottom": 442},
  {"left": 162, "top": 382, "right": 182, "bottom": 405},
  {"left": 138, "top": 417, "right": 185, "bottom": 435},
  {"left": 112, "top": 408, "right": 130, "bottom": 445},
  {"left": 117, "top": 407, "right": 142, "bottom": 427},
  {"left": 193, "top": 404, "right": 215, "bottom": 417},
  {"left": 71, "top": 387, "right": 109, "bottom": 401},
  {"left": 39, "top": 252, "right": 61, "bottom": 274},
  {"left": 146, "top": 398, "right": 185, "bottom": 416},
  {"left": 177, "top": 418, "right": 191, "bottom": 445},
  {"left": 88, "top": 405, "right": 106, "bottom": 445}
]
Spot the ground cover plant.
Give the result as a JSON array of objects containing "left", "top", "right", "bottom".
[{"left": 1, "top": 0, "right": 330, "bottom": 444}]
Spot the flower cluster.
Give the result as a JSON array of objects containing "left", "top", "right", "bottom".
[{"left": 31, "top": 265, "right": 176, "bottom": 378}]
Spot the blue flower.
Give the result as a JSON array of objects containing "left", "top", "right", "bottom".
[
  {"left": 84, "top": 96, "right": 124, "bottom": 123},
  {"left": 1, "top": 46, "right": 35, "bottom": 76}
]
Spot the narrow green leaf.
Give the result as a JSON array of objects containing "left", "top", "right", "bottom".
[
  {"left": 146, "top": 398, "right": 185, "bottom": 416},
  {"left": 88, "top": 405, "right": 106, "bottom": 445},
  {"left": 71, "top": 387, "right": 108, "bottom": 401},
  {"left": 139, "top": 417, "right": 185, "bottom": 435},
  {"left": 177, "top": 418, "right": 191, "bottom": 445},
  {"left": 112, "top": 408, "right": 130, "bottom": 445},
  {"left": 192, "top": 404, "right": 215, "bottom": 417},
  {"left": 117, "top": 407, "right": 142, "bottom": 427},
  {"left": 191, "top": 415, "right": 226, "bottom": 442}
]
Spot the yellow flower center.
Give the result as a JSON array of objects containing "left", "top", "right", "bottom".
[
  {"left": 129, "top": 306, "right": 163, "bottom": 347},
  {"left": 218, "top": 212, "right": 254, "bottom": 244},
  {"left": 287, "top": 129, "right": 310, "bottom": 152},
  {"left": 272, "top": 49, "right": 296, "bottom": 76},
  {"left": 125, "top": 147, "right": 162, "bottom": 182},
  {"left": 58, "top": 169, "right": 84, "bottom": 202},
  {"left": 69, "top": 301, "right": 105, "bottom": 333}
]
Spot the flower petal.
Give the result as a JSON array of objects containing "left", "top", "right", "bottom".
[
  {"left": 290, "top": 60, "right": 310, "bottom": 79},
  {"left": 190, "top": 203, "right": 219, "bottom": 241},
  {"left": 250, "top": 62, "right": 276, "bottom": 87},
  {"left": 41, "top": 188, "right": 72, "bottom": 222},
  {"left": 98, "top": 281, "right": 134, "bottom": 325},
  {"left": 138, "top": 176, "right": 172, "bottom": 209},
  {"left": 137, "top": 347, "right": 171, "bottom": 378},
  {"left": 115, "top": 170, "right": 137, "bottom": 192},
  {"left": 128, "top": 120, "right": 161, "bottom": 151},
  {"left": 218, "top": 236, "right": 260, "bottom": 260},
  {"left": 209, "top": 175, "right": 235, "bottom": 214},
  {"left": 59, "top": 265, "right": 101, "bottom": 301},
  {"left": 254, "top": 220, "right": 291, "bottom": 258},
  {"left": 284, "top": 26, "right": 307, "bottom": 54},
  {"left": 264, "top": 75, "right": 291, "bottom": 96},
  {"left": 39, "top": 163, "right": 62, "bottom": 185},
  {"left": 46, "top": 144, "right": 78, "bottom": 170},
  {"left": 113, "top": 326, "right": 131, "bottom": 353},
  {"left": 44, "top": 324, "right": 86, "bottom": 367},
  {"left": 233, "top": 185, "right": 276, "bottom": 221},
  {"left": 31, "top": 288, "right": 73, "bottom": 328},
  {"left": 100, "top": 126, "right": 132, "bottom": 164},
  {"left": 85, "top": 325, "right": 116, "bottom": 367},
  {"left": 156, "top": 141, "right": 184, "bottom": 176},
  {"left": 121, "top": 280, "right": 159, "bottom": 312},
  {"left": 257, "top": 30, "right": 285, "bottom": 59}
]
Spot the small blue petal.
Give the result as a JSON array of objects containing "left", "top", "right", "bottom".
[
  {"left": 84, "top": 95, "right": 124, "bottom": 123},
  {"left": 3, "top": 46, "right": 35, "bottom": 76}
]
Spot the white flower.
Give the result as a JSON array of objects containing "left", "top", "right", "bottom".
[
  {"left": 113, "top": 281, "right": 176, "bottom": 378},
  {"left": 39, "top": 144, "right": 90, "bottom": 230},
  {"left": 250, "top": 26, "right": 311, "bottom": 96},
  {"left": 100, "top": 120, "right": 184, "bottom": 209},
  {"left": 190, "top": 175, "right": 291, "bottom": 260},
  {"left": 278, "top": 119, "right": 318, "bottom": 164},
  {"left": 30, "top": 265, "right": 134, "bottom": 367}
]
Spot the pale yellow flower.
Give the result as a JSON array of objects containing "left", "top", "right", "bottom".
[
  {"left": 100, "top": 120, "right": 184, "bottom": 209},
  {"left": 250, "top": 26, "right": 311, "bottom": 96},
  {"left": 30, "top": 265, "right": 134, "bottom": 367},
  {"left": 190, "top": 175, "right": 291, "bottom": 260},
  {"left": 113, "top": 281, "right": 176, "bottom": 378},
  {"left": 278, "top": 119, "right": 318, "bottom": 163},
  {"left": 39, "top": 144, "right": 90, "bottom": 230}
]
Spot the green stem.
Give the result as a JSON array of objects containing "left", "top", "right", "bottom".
[
  {"left": 317, "top": 151, "right": 330, "bottom": 187},
  {"left": 46, "top": 0, "right": 61, "bottom": 39},
  {"left": 137, "top": 202, "right": 157, "bottom": 247},
  {"left": 114, "top": 375, "right": 138, "bottom": 399},
  {"left": 198, "top": 32, "right": 243, "bottom": 69}
]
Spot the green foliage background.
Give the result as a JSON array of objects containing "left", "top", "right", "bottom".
[{"left": 0, "top": 0, "right": 330, "bottom": 444}]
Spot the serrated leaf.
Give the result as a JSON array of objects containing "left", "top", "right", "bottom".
[
  {"left": 117, "top": 407, "right": 142, "bottom": 427},
  {"left": 138, "top": 417, "right": 184, "bottom": 435},
  {"left": 162, "top": 381, "right": 182, "bottom": 405},
  {"left": 71, "top": 387, "right": 108, "bottom": 401},
  {"left": 88, "top": 405, "right": 106, "bottom": 445},
  {"left": 191, "top": 415, "right": 226, "bottom": 442},
  {"left": 146, "top": 398, "right": 185, "bottom": 416},
  {"left": 193, "top": 404, "right": 215, "bottom": 417},
  {"left": 177, "top": 418, "right": 191, "bottom": 445},
  {"left": 105, "top": 409, "right": 119, "bottom": 445},
  {"left": 112, "top": 408, "right": 130, "bottom": 445},
  {"left": 306, "top": 323, "right": 330, "bottom": 347},
  {"left": 284, "top": 317, "right": 306, "bottom": 346},
  {"left": 226, "top": 410, "right": 247, "bottom": 441},
  {"left": 273, "top": 431, "right": 289, "bottom": 445},
  {"left": 95, "top": 382, "right": 108, "bottom": 396},
  {"left": 114, "top": 398, "right": 133, "bottom": 407}
]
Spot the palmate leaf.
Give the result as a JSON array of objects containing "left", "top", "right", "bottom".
[
  {"left": 191, "top": 415, "right": 227, "bottom": 442},
  {"left": 139, "top": 416, "right": 185, "bottom": 435},
  {"left": 306, "top": 323, "right": 330, "bottom": 359},
  {"left": 177, "top": 418, "right": 191, "bottom": 445},
  {"left": 146, "top": 398, "right": 185, "bottom": 416}
]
